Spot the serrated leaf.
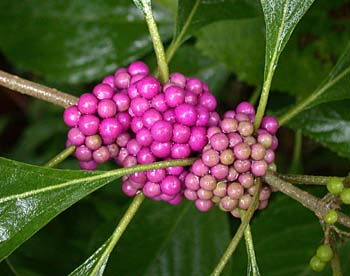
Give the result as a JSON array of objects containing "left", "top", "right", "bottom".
[
  {"left": 0, "top": 157, "right": 117, "bottom": 261},
  {"left": 101, "top": 201, "right": 233, "bottom": 276},
  {"left": 287, "top": 100, "right": 350, "bottom": 158},
  {"left": 175, "top": 0, "right": 260, "bottom": 41},
  {"left": 0, "top": 1, "right": 172, "bottom": 84},
  {"left": 261, "top": 0, "right": 315, "bottom": 82}
]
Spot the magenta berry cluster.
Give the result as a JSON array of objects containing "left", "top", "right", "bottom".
[
  {"left": 63, "top": 61, "right": 279, "bottom": 213},
  {"left": 184, "top": 102, "right": 279, "bottom": 214},
  {"left": 63, "top": 61, "right": 220, "bottom": 205}
]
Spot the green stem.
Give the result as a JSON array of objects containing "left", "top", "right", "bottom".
[
  {"left": 141, "top": 1, "right": 169, "bottom": 84},
  {"left": 276, "top": 173, "right": 344, "bottom": 186},
  {"left": 278, "top": 66, "right": 350, "bottom": 126},
  {"left": 90, "top": 193, "right": 145, "bottom": 275},
  {"left": 290, "top": 130, "right": 303, "bottom": 173},
  {"left": 210, "top": 180, "right": 261, "bottom": 276},
  {"left": 243, "top": 223, "right": 260, "bottom": 276},
  {"left": 44, "top": 146, "right": 76, "bottom": 168},
  {"left": 0, "top": 70, "right": 77, "bottom": 108},
  {"left": 254, "top": 52, "right": 280, "bottom": 130},
  {"left": 165, "top": 0, "right": 200, "bottom": 63},
  {"left": 331, "top": 246, "right": 343, "bottom": 276}
]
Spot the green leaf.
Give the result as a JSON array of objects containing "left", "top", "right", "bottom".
[
  {"left": 307, "top": 42, "right": 350, "bottom": 108},
  {"left": 287, "top": 100, "right": 350, "bottom": 158},
  {"left": 0, "top": 1, "right": 173, "bottom": 84},
  {"left": 0, "top": 157, "right": 117, "bottom": 261},
  {"left": 102, "top": 201, "right": 233, "bottom": 276},
  {"left": 260, "top": 0, "right": 315, "bottom": 81},
  {"left": 176, "top": 0, "right": 261, "bottom": 39}
]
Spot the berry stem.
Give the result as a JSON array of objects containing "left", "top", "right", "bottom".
[
  {"left": 0, "top": 70, "right": 77, "bottom": 108},
  {"left": 243, "top": 222, "right": 260, "bottom": 276},
  {"left": 140, "top": 1, "right": 169, "bottom": 84},
  {"left": 210, "top": 179, "right": 261, "bottom": 276},
  {"left": 89, "top": 193, "right": 145, "bottom": 275},
  {"left": 165, "top": 0, "right": 200, "bottom": 63},
  {"left": 248, "top": 86, "right": 261, "bottom": 106},
  {"left": 331, "top": 249, "right": 343, "bottom": 276},
  {"left": 290, "top": 130, "right": 303, "bottom": 173},
  {"left": 44, "top": 146, "right": 76, "bottom": 168},
  {"left": 263, "top": 171, "right": 350, "bottom": 229},
  {"left": 276, "top": 173, "right": 344, "bottom": 186}
]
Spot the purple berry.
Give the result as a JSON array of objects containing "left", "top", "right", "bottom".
[
  {"left": 170, "top": 72, "right": 186, "bottom": 88},
  {"left": 238, "top": 173, "right": 254, "bottom": 188},
  {"left": 210, "top": 133, "right": 229, "bottom": 151},
  {"left": 172, "top": 123, "right": 191, "bottom": 144},
  {"left": 264, "top": 149, "right": 275, "bottom": 163},
  {"left": 122, "top": 180, "right": 138, "bottom": 197},
  {"left": 151, "top": 94, "right": 168, "bottom": 112},
  {"left": 166, "top": 166, "right": 184, "bottom": 176},
  {"left": 143, "top": 181, "right": 161, "bottom": 198},
  {"left": 130, "top": 97, "right": 150, "bottom": 116},
  {"left": 233, "top": 142, "right": 251, "bottom": 160},
  {"left": 63, "top": 105, "right": 81, "bottom": 127},
  {"left": 202, "top": 149, "right": 220, "bottom": 167},
  {"left": 126, "top": 139, "right": 141, "bottom": 156},
  {"left": 261, "top": 116, "right": 279, "bottom": 135},
  {"left": 142, "top": 109, "right": 162, "bottom": 129},
  {"left": 171, "top": 143, "right": 191, "bottom": 159},
  {"left": 236, "top": 102, "right": 255, "bottom": 116},
  {"left": 150, "top": 141, "right": 171, "bottom": 158},
  {"left": 75, "top": 145, "right": 92, "bottom": 162},
  {"left": 234, "top": 159, "right": 251, "bottom": 173},
  {"left": 137, "top": 147, "right": 155, "bottom": 164},
  {"left": 85, "top": 134, "right": 102, "bottom": 150},
  {"left": 160, "top": 175, "right": 181, "bottom": 195},
  {"left": 151, "top": 120, "right": 173, "bottom": 142},
  {"left": 97, "top": 99, "right": 117, "bottom": 118},
  {"left": 196, "top": 107, "right": 210, "bottom": 127},
  {"left": 210, "top": 164, "right": 229, "bottom": 180},
  {"left": 79, "top": 115, "right": 100, "bottom": 136},
  {"left": 195, "top": 199, "right": 213, "bottom": 212},
  {"left": 251, "top": 160, "right": 268, "bottom": 176},
  {"left": 189, "top": 127, "right": 208, "bottom": 151},
  {"left": 136, "top": 76, "right": 160, "bottom": 99},
  {"left": 113, "top": 93, "right": 130, "bottom": 112},
  {"left": 114, "top": 72, "right": 131, "bottom": 89},
  {"left": 78, "top": 93, "right": 98, "bottom": 114},
  {"left": 199, "top": 175, "right": 217, "bottom": 190},
  {"left": 116, "top": 132, "right": 131, "bottom": 147},
  {"left": 175, "top": 104, "right": 197, "bottom": 126},
  {"left": 251, "top": 143, "right": 266, "bottom": 161},
  {"left": 197, "top": 188, "right": 213, "bottom": 200},
  {"left": 220, "top": 118, "right": 238, "bottom": 133},
  {"left": 79, "top": 160, "right": 97, "bottom": 170},
  {"left": 128, "top": 61, "right": 149, "bottom": 76},
  {"left": 186, "top": 78, "right": 203, "bottom": 95},
  {"left": 99, "top": 118, "right": 122, "bottom": 139},
  {"left": 184, "top": 189, "right": 198, "bottom": 201},
  {"left": 164, "top": 86, "right": 185, "bottom": 107},
  {"left": 102, "top": 75, "right": 115, "bottom": 88},
  {"left": 131, "top": 117, "right": 144, "bottom": 133},
  {"left": 163, "top": 109, "right": 176, "bottom": 123},
  {"left": 93, "top": 83, "right": 114, "bottom": 100},
  {"left": 116, "top": 112, "right": 131, "bottom": 131},
  {"left": 147, "top": 168, "right": 166, "bottom": 183},
  {"left": 93, "top": 146, "right": 110, "bottom": 163},
  {"left": 185, "top": 91, "right": 198, "bottom": 105},
  {"left": 122, "top": 155, "right": 138, "bottom": 167},
  {"left": 185, "top": 173, "right": 200, "bottom": 190},
  {"left": 136, "top": 128, "right": 153, "bottom": 147},
  {"left": 199, "top": 92, "right": 217, "bottom": 111},
  {"left": 192, "top": 159, "right": 209, "bottom": 176}
]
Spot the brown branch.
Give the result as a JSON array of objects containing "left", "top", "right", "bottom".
[
  {"left": 264, "top": 171, "right": 350, "bottom": 229},
  {"left": 277, "top": 173, "right": 344, "bottom": 185},
  {"left": 0, "top": 70, "right": 77, "bottom": 108}
]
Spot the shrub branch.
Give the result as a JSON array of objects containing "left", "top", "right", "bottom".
[{"left": 0, "top": 70, "right": 77, "bottom": 108}]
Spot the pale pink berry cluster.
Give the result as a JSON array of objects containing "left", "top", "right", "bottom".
[
  {"left": 63, "top": 61, "right": 220, "bottom": 205},
  {"left": 184, "top": 102, "right": 279, "bottom": 214}
]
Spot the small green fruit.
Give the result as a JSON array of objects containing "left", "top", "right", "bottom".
[
  {"left": 309, "top": 255, "right": 326, "bottom": 272},
  {"left": 316, "top": 244, "right": 333, "bottom": 262},
  {"left": 324, "top": 210, "right": 338, "bottom": 225},
  {"left": 326, "top": 177, "right": 344, "bottom": 195},
  {"left": 340, "top": 188, "right": 350, "bottom": 204}
]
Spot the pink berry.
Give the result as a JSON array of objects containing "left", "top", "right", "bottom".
[
  {"left": 75, "top": 145, "right": 92, "bottom": 162},
  {"left": 161, "top": 175, "right": 181, "bottom": 195},
  {"left": 251, "top": 160, "right": 268, "bottom": 176},
  {"left": 227, "top": 182, "right": 245, "bottom": 199},
  {"left": 102, "top": 75, "right": 115, "bottom": 88},
  {"left": 79, "top": 115, "right": 100, "bottom": 136},
  {"left": 114, "top": 72, "right": 131, "bottom": 89},
  {"left": 122, "top": 180, "right": 138, "bottom": 197},
  {"left": 93, "top": 146, "right": 110, "bottom": 163},
  {"left": 85, "top": 134, "right": 102, "bottom": 150},
  {"left": 196, "top": 107, "right": 210, "bottom": 127},
  {"left": 131, "top": 117, "right": 144, "bottom": 133},
  {"left": 210, "top": 133, "right": 229, "bottom": 151},
  {"left": 136, "top": 128, "right": 153, "bottom": 147},
  {"left": 151, "top": 120, "right": 173, "bottom": 142},
  {"left": 164, "top": 86, "right": 185, "bottom": 107},
  {"left": 186, "top": 78, "right": 203, "bottom": 95},
  {"left": 143, "top": 181, "right": 161, "bottom": 198},
  {"left": 78, "top": 93, "right": 98, "bottom": 114},
  {"left": 151, "top": 94, "right": 168, "bottom": 112},
  {"left": 128, "top": 61, "right": 149, "bottom": 76},
  {"left": 170, "top": 72, "right": 186, "bottom": 88},
  {"left": 79, "top": 160, "right": 97, "bottom": 170},
  {"left": 93, "top": 83, "right": 114, "bottom": 100},
  {"left": 136, "top": 76, "right": 160, "bottom": 99},
  {"left": 63, "top": 105, "right": 81, "bottom": 127},
  {"left": 261, "top": 116, "right": 279, "bottom": 135},
  {"left": 236, "top": 101, "right": 255, "bottom": 116},
  {"left": 150, "top": 141, "right": 171, "bottom": 158},
  {"left": 185, "top": 173, "right": 200, "bottom": 190},
  {"left": 233, "top": 142, "right": 251, "bottom": 160},
  {"left": 191, "top": 159, "right": 209, "bottom": 176},
  {"left": 126, "top": 139, "right": 141, "bottom": 156},
  {"left": 99, "top": 118, "right": 122, "bottom": 139},
  {"left": 116, "top": 112, "right": 131, "bottom": 131},
  {"left": 171, "top": 143, "right": 191, "bottom": 159},
  {"left": 142, "top": 109, "right": 162, "bottom": 129},
  {"left": 199, "top": 92, "right": 217, "bottom": 111},
  {"left": 210, "top": 164, "right": 229, "bottom": 180},
  {"left": 97, "top": 99, "right": 117, "bottom": 118},
  {"left": 189, "top": 127, "right": 208, "bottom": 151},
  {"left": 113, "top": 93, "right": 130, "bottom": 112},
  {"left": 130, "top": 97, "right": 150, "bottom": 116},
  {"left": 146, "top": 169, "right": 166, "bottom": 183},
  {"left": 195, "top": 199, "right": 213, "bottom": 212},
  {"left": 137, "top": 147, "right": 155, "bottom": 164},
  {"left": 201, "top": 149, "right": 220, "bottom": 167},
  {"left": 175, "top": 104, "right": 197, "bottom": 126},
  {"left": 172, "top": 123, "right": 191, "bottom": 144}
]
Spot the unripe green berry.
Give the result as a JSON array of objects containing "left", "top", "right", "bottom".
[
  {"left": 309, "top": 256, "right": 326, "bottom": 272},
  {"left": 316, "top": 244, "right": 333, "bottom": 262},
  {"left": 340, "top": 188, "right": 350, "bottom": 204},
  {"left": 324, "top": 210, "right": 338, "bottom": 224},
  {"left": 326, "top": 177, "right": 344, "bottom": 195}
]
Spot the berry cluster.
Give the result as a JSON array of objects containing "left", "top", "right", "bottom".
[
  {"left": 63, "top": 61, "right": 220, "bottom": 205},
  {"left": 184, "top": 102, "right": 278, "bottom": 214},
  {"left": 326, "top": 177, "right": 350, "bottom": 205},
  {"left": 63, "top": 61, "right": 280, "bottom": 212},
  {"left": 309, "top": 244, "right": 334, "bottom": 272}
]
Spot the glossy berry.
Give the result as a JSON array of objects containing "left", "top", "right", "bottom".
[
  {"left": 316, "top": 244, "right": 333, "bottom": 262},
  {"left": 324, "top": 210, "right": 338, "bottom": 225},
  {"left": 326, "top": 177, "right": 344, "bottom": 195},
  {"left": 78, "top": 93, "right": 98, "bottom": 114},
  {"left": 309, "top": 256, "right": 326, "bottom": 272},
  {"left": 63, "top": 105, "right": 81, "bottom": 127},
  {"left": 340, "top": 188, "right": 350, "bottom": 204}
]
